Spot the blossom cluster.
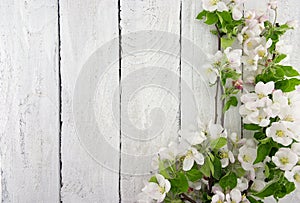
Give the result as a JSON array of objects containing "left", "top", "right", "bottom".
[{"left": 139, "top": 0, "right": 300, "bottom": 202}]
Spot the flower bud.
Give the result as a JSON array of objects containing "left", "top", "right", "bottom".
[
  {"left": 268, "top": 1, "right": 277, "bottom": 10},
  {"left": 233, "top": 79, "right": 243, "bottom": 90}
]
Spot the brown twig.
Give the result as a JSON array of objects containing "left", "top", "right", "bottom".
[{"left": 180, "top": 193, "right": 197, "bottom": 203}]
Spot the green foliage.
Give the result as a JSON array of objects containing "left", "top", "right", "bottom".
[
  {"left": 254, "top": 171, "right": 295, "bottom": 199},
  {"left": 219, "top": 171, "right": 237, "bottom": 190},
  {"left": 212, "top": 157, "right": 222, "bottom": 180},
  {"left": 221, "top": 68, "right": 241, "bottom": 86},
  {"left": 205, "top": 12, "right": 219, "bottom": 25},
  {"left": 247, "top": 196, "right": 263, "bottom": 203},
  {"left": 200, "top": 157, "right": 212, "bottom": 177},
  {"left": 210, "top": 137, "right": 227, "bottom": 150},
  {"left": 254, "top": 139, "right": 279, "bottom": 164},
  {"left": 275, "top": 78, "right": 300, "bottom": 92},
  {"left": 185, "top": 167, "right": 203, "bottom": 182},
  {"left": 244, "top": 124, "right": 261, "bottom": 131},
  {"left": 169, "top": 172, "right": 189, "bottom": 194},
  {"left": 221, "top": 37, "right": 235, "bottom": 49},
  {"left": 254, "top": 131, "right": 266, "bottom": 140},
  {"left": 273, "top": 54, "right": 287, "bottom": 63},
  {"left": 223, "top": 96, "right": 238, "bottom": 112}
]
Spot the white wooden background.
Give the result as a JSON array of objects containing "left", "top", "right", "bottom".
[{"left": 1, "top": 0, "right": 300, "bottom": 202}]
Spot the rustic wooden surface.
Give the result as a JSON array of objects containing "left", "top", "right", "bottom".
[{"left": 1, "top": 0, "right": 299, "bottom": 202}]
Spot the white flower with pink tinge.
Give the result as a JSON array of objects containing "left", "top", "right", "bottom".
[
  {"left": 272, "top": 148, "right": 298, "bottom": 171},
  {"left": 202, "top": 0, "right": 228, "bottom": 12},
  {"left": 182, "top": 147, "right": 205, "bottom": 171},
  {"left": 141, "top": 174, "right": 171, "bottom": 203}
]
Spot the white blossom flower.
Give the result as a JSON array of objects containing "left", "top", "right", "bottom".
[
  {"left": 219, "top": 146, "right": 235, "bottom": 167},
  {"left": 266, "top": 122, "right": 293, "bottom": 146},
  {"left": 180, "top": 126, "right": 207, "bottom": 146},
  {"left": 255, "top": 81, "right": 274, "bottom": 99},
  {"left": 212, "top": 191, "right": 225, "bottom": 203},
  {"left": 270, "top": 90, "right": 289, "bottom": 117},
  {"left": 285, "top": 166, "right": 300, "bottom": 188},
  {"left": 188, "top": 181, "right": 202, "bottom": 190},
  {"left": 141, "top": 174, "right": 171, "bottom": 202},
  {"left": 224, "top": 47, "right": 243, "bottom": 72},
  {"left": 209, "top": 122, "right": 227, "bottom": 140},
  {"left": 238, "top": 145, "right": 257, "bottom": 171},
  {"left": 272, "top": 148, "right": 298, "bottom": 171},
  {"left": 253, "top": 38, "right": 272, "bottom": 58},
  {"left": 159, "top": 142, "right": 179, "bottom": 161},
  {"left": 226, "top": 188, "right": 242, "bottom": 203},
  {"left": 229, "top": 132, "right": 239, "bottom": 143},
  {"left": 246, "top": 108, "right": 271, "bottom": 127},
  {"left": 183, "top": 147, "right": 205, "bottom": 171},
  {"left": 232, "top": 2, "right": 243, "bottom": 20},
  {"left": 292, "top": 143, "right": 300, "bottom": 156},
  {"left": 136, "top": 192, "right": 154, "bottom": 203},
  {"left": 202, "top": 0, "right": 228, "bottom": 12},
  {"left": 243, "top": 37, "right": 262, "bottom": 56},
  {"left": 236, "top": 177, "right": 249, "bottom": 191},
  {"left": 242, "top": 54, "right": 259, "bottom": 71},
  {"left": 251, "top": 179, "right": 266, "bottom": 192}
]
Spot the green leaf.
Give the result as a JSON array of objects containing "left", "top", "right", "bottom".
[
  {"left": 149, "top": 176, "right": 157, "bottom": 183},
  {"left": 185, "top": 168, "right": 203, "bottom": 182},
  {"left": 275, "top": 78, "right": 300, "bottom": 92},
  {"left": 223, "top": 96, "right": 238, "bottom": 112},
  {"left": 169, "top": 172, "right": 189, "bottom": 194},
  {"left": 218, "top": 11, "right": 232, "bottom": 23},
  {"left": 210, "top": 137, "right": 227, "bottom": 150},
  {"left": 253, "top": 181, "right": 278, "bottom": 198},
  {"left": 200, "top": 157, "right": 212, "bottom": 177},
  {"left": 247, "top": 196, "right": 263, "bottom": 203},
  {"left": 196, "top": 10, "right": 207, "bottom": 20},
  {"left": 221, "top": 68, "right": 241, "bottom": 86},
  {"left": 205, "top": 12, "right": 218, "bottom": 25},
  {"left": 244, "top": 124, "right": 261, "bottom": 131},
  {"left": 159, "top": 161, "right": 171, "bottom": 179},
  {"left": 265, "top": 164, "right": 270, "bottom": 178},
  {"left": 219, "top": 172, "right": 237, "bottom": 190},
  {"left": 254, "top": 142, "right": 273, "bottom": 164},
  {"left": 254, "top": 132, "right": 266, "bottom": 140},
  {"left": 212, "top": 157, "right": 222, "bottom": 180},
  {"left": 274, "top": 54, "right": 287, "bottom": 63},
  {"left": 278, "top": 65, "right": 300, "bottom": 77},
  {"left": 221, "top": 37, "right": 235, "bottom": 49}
]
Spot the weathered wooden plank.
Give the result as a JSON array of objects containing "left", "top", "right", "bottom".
[
  {"left": 0, "top": 0, "right": 60, "bottom": 202},
  {"left": 119, "top": 0, "right": 181, "bottom": 201},
  {"left": 60, "top": 0, "right": 120, "bottom": 202},
  {"left": 181, "top": 0, "right": 218, "bottom": 131}
]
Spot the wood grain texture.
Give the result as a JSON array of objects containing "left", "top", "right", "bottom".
[
  {"left": 0, "top": 0, "right": 60, "bottom": 202},
  {"left": 120, "top": 0, "right": 181, "bottom": 202},
  {"left": 1, "top": 0, "right": 300, "bottom": 202},
  {"left": 181, "top": 0, "right": 218, "bottom": 131},
  {"left": 60, "top": 0, "right": 119, "bottom": 202}
]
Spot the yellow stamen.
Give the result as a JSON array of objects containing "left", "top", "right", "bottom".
[
  {"left": 280, "top": 157, "right": 289, "bottom": 165},
  {"left": 276, "top": 130, "right": 285, "bottom": 137}
]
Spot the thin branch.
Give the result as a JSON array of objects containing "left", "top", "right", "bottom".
[
  {"left": 180, "top": 193, "right": 197, "bottom": 203},
  {"left": 214, "top": 24, "right": 224, "bottom": 126}
]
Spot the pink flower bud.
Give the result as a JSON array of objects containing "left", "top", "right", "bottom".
[
  {"left": 233, "top": 79, "right": 243, "bottom": 90},
  {"left": 268, "top": 1, "right": 277, "bottom": 10}
]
